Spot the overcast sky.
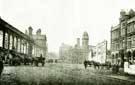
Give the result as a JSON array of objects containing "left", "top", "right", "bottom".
[{"left": 0, "top": 0, "right": 135, "bottom": 53}]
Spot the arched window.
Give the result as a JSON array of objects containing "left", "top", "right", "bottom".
[
  {"left": 116, "top": 53, "right": 119, "bottom": 64},
  {"left": 18, "top": 39, "right": 20, "bottom": 52},
  {"left": 0, "top": 30, "right": 3, "bottom": 47},
  {"left": 10, "top": 35, "right": 13, "bottom": 50},
  {"left": 112, "top": 54, "right": 114, "bottom": 63},
  {"left": 133, "top": 51, "right": 135, "bottom": 60},
  {"left": 14, "top": 37, "right": 16, "bottom": 50},
  {"left": 5, "top": 33, "right": 8, "bottom": 49},
  {"left": 127, "top": 51, "right": 132, "bottom": 60}
]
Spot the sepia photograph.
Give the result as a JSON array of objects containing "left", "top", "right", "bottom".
[{"left": 0, "top": 0, "right": 135, "bottom": 85}]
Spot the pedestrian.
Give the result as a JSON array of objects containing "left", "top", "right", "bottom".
[{"left": 84, "top": 60, "right": 87, "bottom": 69}]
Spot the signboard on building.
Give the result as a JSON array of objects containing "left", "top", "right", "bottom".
[{"left": 91, "top": 40, "right": 107, "bottom": 63}]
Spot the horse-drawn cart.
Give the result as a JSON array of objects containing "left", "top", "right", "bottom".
[
  {"left": 84, "top": 60, "right": 111, "bottom": 69},
  {"left": 33, "top": 54, "right": 45, "bottom": 66}
]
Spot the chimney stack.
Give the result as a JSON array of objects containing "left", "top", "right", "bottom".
[
  {"left": 77, "top": 38, "right": 80, "bottom": 47},
  {"left": 28, "top": 26, "right": 33, "bottom": 37}
]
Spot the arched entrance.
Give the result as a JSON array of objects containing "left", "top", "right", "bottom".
[
  {"left": 119, "top": 50, "right": 124, "bottom": 67},
  {"left": 112, "top": 54, "right": 114, "bottom": 64},
  {"left": 133, "top": 51, "right": 135, "bottom": 60},
  {"left": 127, "top": 51, "right": 132, "bottom": 61},
  {"left": 115, "top": 53, "right": 119, "bottom": 64}
]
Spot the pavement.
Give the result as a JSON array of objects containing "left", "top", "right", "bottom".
[{"left": 0, "top": 63, "right": 135, "bottom": 85}]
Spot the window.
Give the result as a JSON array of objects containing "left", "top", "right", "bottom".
[
  {"left": 120, "top": 41, "right": 123, "bottom": 49},
  {"left": 133, "top": 24, "right": 135, "bottom": 32},
  {"left": 127, "top": 24, "right": 134, "bottom": 33},
  {"left": 9, "top": 35, "right": 12, "bottom": 50},
  {"left": 0, "top": 31, "right": 3, "bottom": 47},
  {"left": 127, "top": 52, "right": 132, "bottom": 60},
  {"left": 121, "top": 28, "right": 125, "bottom": 36},
  {"left": 116, "top": 43, "right": 119, "bottom": 50},
  {"left": 122, "top": 22, "right": 126, "bottom": 27},
  {"left": 18, "top": 39, "right": 20, "bottom": 52},
  {"left": 133, "top": 51, "right": 135, "bottom": 60},
  {"left": 14, "top": 37, "right": 16, "bottom": 50},
  {"left": 131, "top": 24, "right": 134, "bottom": 32},
  {"left": 127, "top": 37, "right": 132, "bottom": 48},
  {"left": 5, "top": 33, "right": 8, "bottom": 49},
  {"left": 133, "top": 36, "right": 135, "bottom": 41},
  {"left": 123, "top": 40, "right": 125, "bottom": 48},
  {"left": 127, "top": 26, "right": 130, "bottom": 33}
]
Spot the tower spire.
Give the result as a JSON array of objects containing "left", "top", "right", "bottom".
[{"left": 82, "top": 31, "right": 89, "bottom": 49}]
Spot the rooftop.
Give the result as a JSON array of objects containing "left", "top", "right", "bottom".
[{"left": 111, "top": 24, "right": 120, "bottom": 31}]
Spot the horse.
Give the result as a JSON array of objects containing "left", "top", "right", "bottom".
[
  {"left": 84, "top": 60, "right": 111, "bottom": 70},
  {"left": 92, "top": 61, "right": 100, "bottom": 69},
  {"left": 84, "top": 60, "right": 93, "bottom": 69},
  {"left": 84, "top": 60, "right": 100, "bottom": 69},
  {"left": 99, "top": 61, "right": 112, "bottom": 70}
]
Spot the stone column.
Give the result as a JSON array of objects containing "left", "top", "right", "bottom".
[
  {"left": 22, "top": 40, "right": 24, "bottom": 54},
  {"left": 33, "top": 45, "right": 35, "bottom": 55},
  {"left": 2, "top": 30, "right": 5, "bottom": 49},
  {"left": 131, "top": 51, "right": 133, "bottom": 62},
  {"left": 16, "top": 37, "right": 18, "bottom": 52},
  {"left": 8, "top": 33, "right": 10, "bottom": 50},
  {"left": 12, "top": 35, "right": 14, "bottom": 49},
  {"left": 28, "top": 42, "right": 33, "bottom": 57},
  {"left": 25, "top": 42, "right": 28, "bottom": 54},
  {"left": 34, "top": 46, "right": 36, "bottom": 56},
  {"left": 20, "top": 39, "right": 22, "bottom": 53}
]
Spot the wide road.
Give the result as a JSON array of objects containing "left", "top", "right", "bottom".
[{"left": 0, "top": 63, "right": 135, "bottom": 85}]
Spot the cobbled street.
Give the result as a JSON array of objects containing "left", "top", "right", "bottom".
[{"left": 0, "top": 63, "right": 135, "bottom": 85}]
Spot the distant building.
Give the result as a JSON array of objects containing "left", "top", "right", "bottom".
[
  {"left": 59, "top": 31, "right": 91, "bottom": 64},
  {"left": 59, "top": 43, "right": 72, "bottom": 63},
  {"left": 26, "top": 28, "right": 47, "bottom": 58},
  {"left": 59, "top": 30, "right": 110, "bottom": 64},
  {"left": 46, "top": 52, "right": 59, "bottom": 63},
  {"left": 106, "top": 50, "right": 111, "bottom": 63},
  {"left": 89, "top": 40, "right": 107, "bottom": 63}
]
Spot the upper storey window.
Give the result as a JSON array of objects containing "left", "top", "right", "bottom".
[
  {"left": 127, "top": 23, "right": 135, "bottom": 33},
  {"left": 112, "top": 29, "right": 119, "bottom": 39},
  {"left": 121, "top": 28, "right": 125, "bottom": 36}
]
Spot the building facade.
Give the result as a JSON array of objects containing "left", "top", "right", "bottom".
[
  {"left": 26, "top": 28, "right": 47, "bottom": 58},
  {"left": 59, "top": 31, "right": 109, "bottom": 64},
  {"left": 59, "top": 31, "right": 90, "bottom": 64},
  {"left": 32, "top": 29, "right": 47, "bottom": 57},
  {"left": 89, "top": 40, "right": 107, "bottom": 64},
  {"left": 0, "top": 18, "right": 47, "bottom": 64},
  {"left": 59, "top": 43, "right": 72, "bottom": 63},
  {"left": 111, "top": 9, "right": 135, "bottom": 67}
]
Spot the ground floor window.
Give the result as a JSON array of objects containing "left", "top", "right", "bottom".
[
  {"left": 127, "top": 51, "right": 132, "bottom": 60},
  {"left": 133, "top": 51, "right": 135, "bottom": 60},
  {"left": 0, "top": 30, "right": 3, "bottom": 47}
]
